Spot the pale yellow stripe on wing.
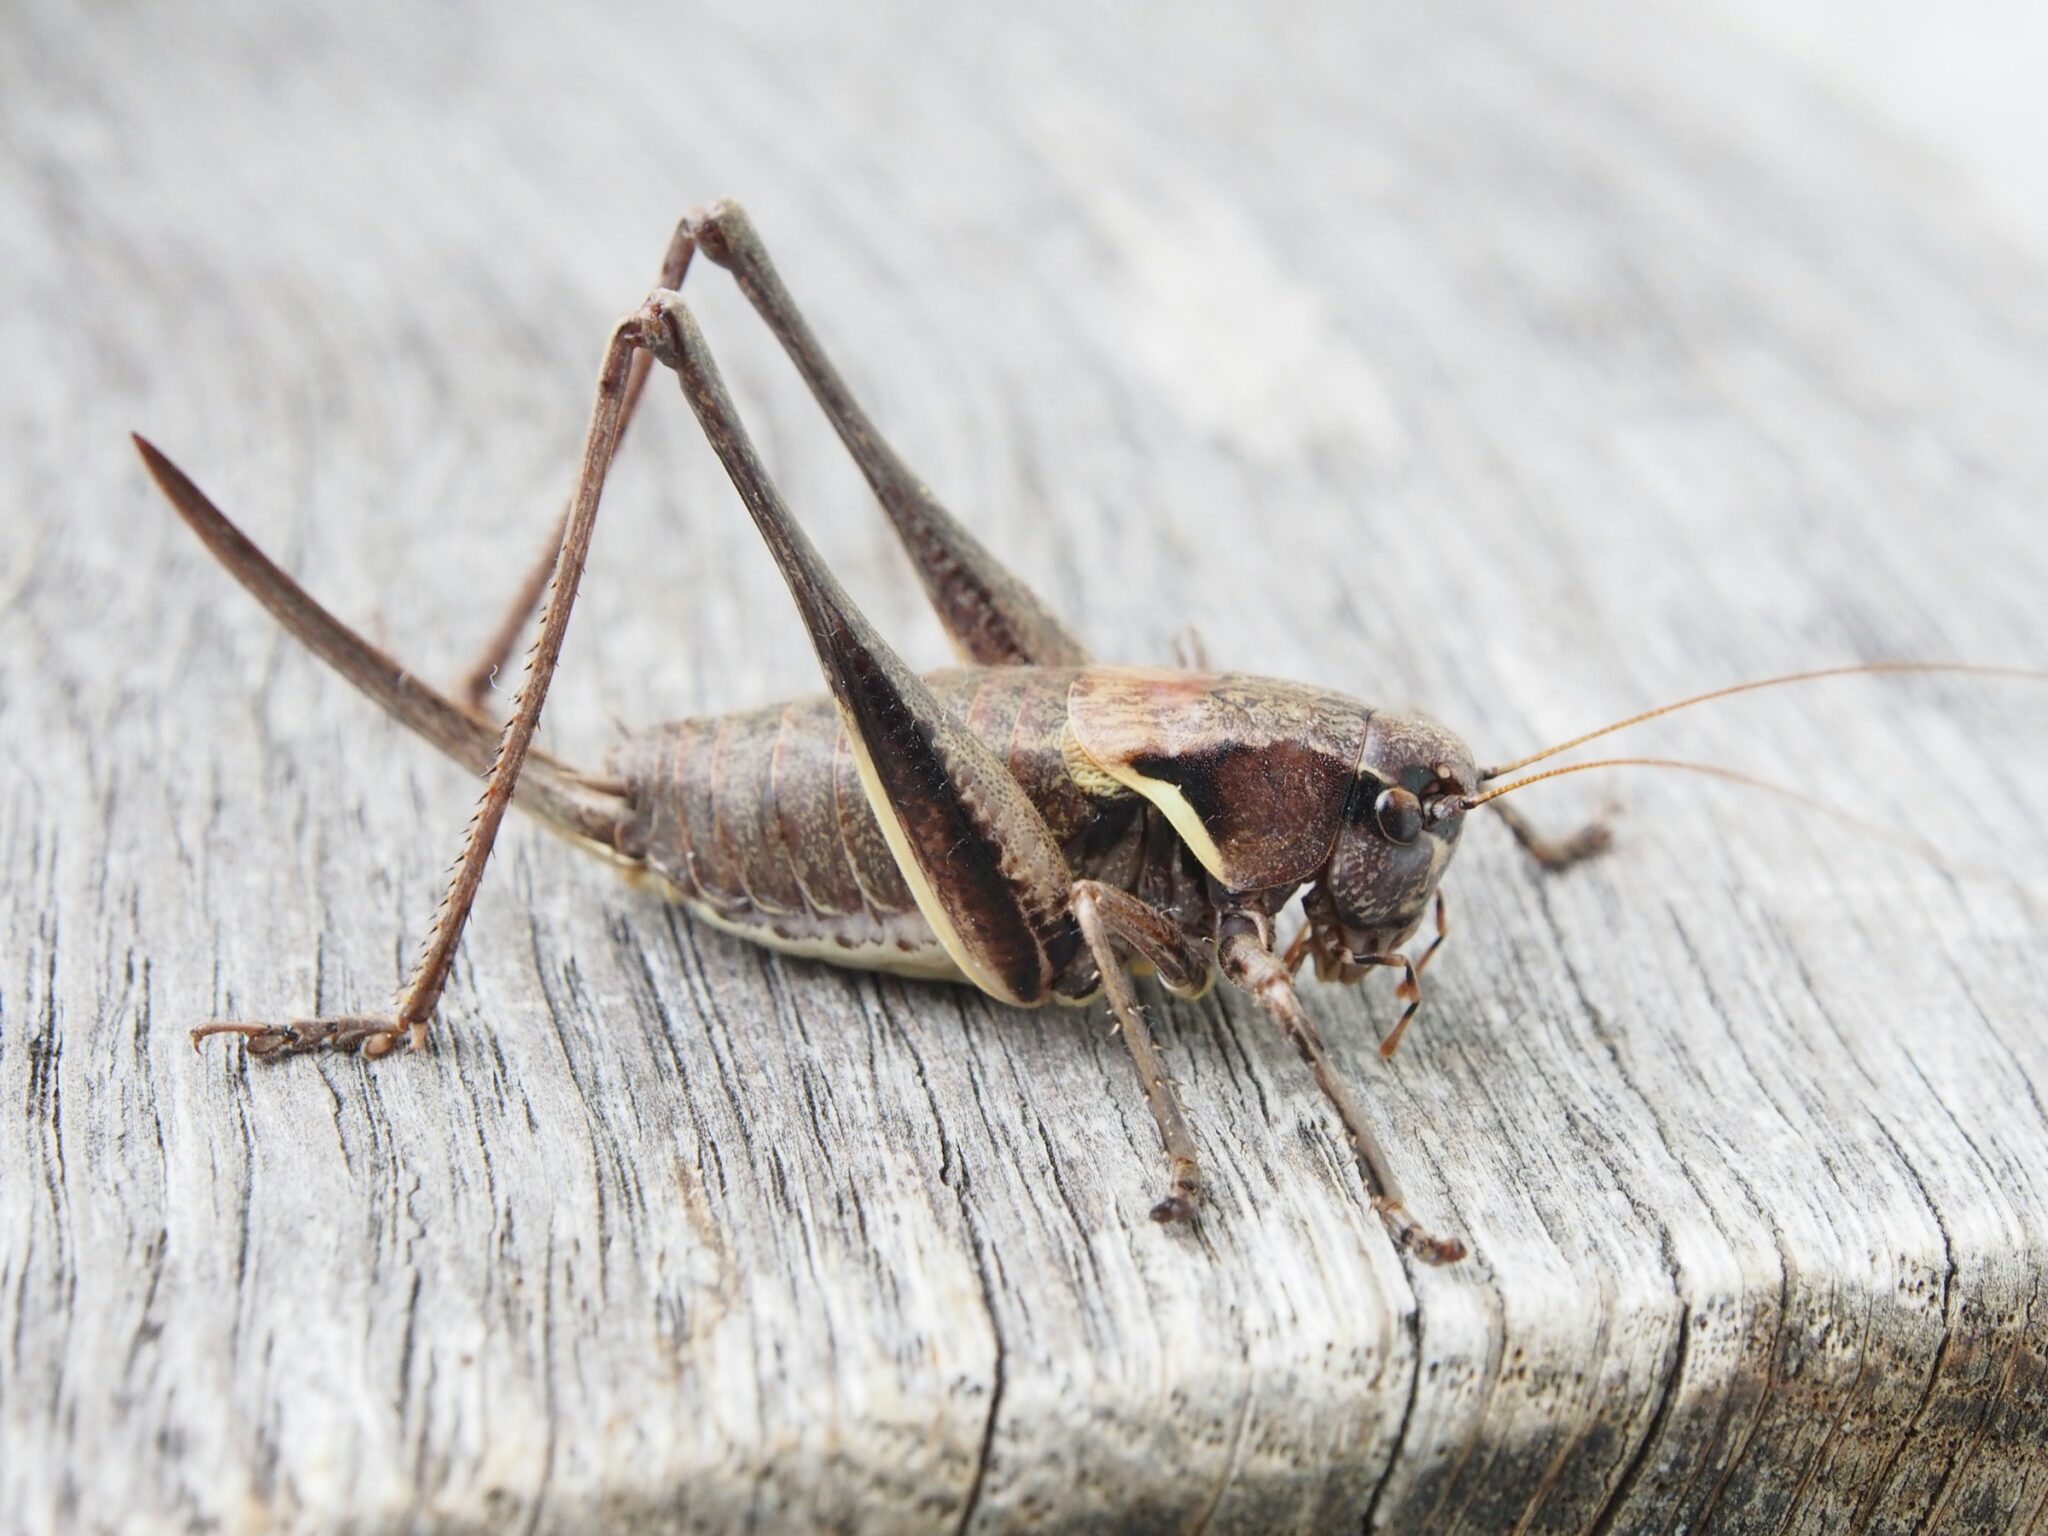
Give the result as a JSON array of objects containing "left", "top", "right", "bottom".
[{"left": 1092, "top": 762, "right": 1229, "bottom": 884}]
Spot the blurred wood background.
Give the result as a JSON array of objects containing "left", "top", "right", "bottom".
[{"left": 5, "top": 1, "right": 2048, "bottom": 1531}]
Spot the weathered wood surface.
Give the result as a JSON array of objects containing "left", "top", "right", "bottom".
[{"left": 6, "top": 1, "right": 2048, "bottom": 1531}]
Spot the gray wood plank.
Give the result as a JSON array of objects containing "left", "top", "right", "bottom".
[{"left": 4, "top": 0, "right": 2046, "bottom": 1530}]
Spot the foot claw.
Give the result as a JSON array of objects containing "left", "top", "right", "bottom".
[
  {"left": 190, "top": 1015, "right": 409, "bottom": 1060},
  {"left": 1571, "top": 819, "right": 1616, "bottom": 859},
  {"left": 1151, "top": 1194, "right": 1197, "bottom": 1224},
  {"left": 1538, "top": 805, "right": 1622, "bottom": 872},
  {"left": 1375, "top": 1198, "right": 1468, "bottom": 1265},
  {"left": 1409, "top": 1232, "right": 1469, "bottom": 1265}
]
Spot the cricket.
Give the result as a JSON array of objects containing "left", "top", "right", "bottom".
[{"left": 134, "top": 201, "right": 2043, "bottom": 1265}]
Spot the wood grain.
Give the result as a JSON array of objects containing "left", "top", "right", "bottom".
[{"left": 5, "top": 1, "right": 2048, "bottom": 1530}]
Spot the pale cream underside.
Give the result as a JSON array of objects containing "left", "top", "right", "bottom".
[
  {"left": 622, "top": 858, "right": 970, "bottom": 982},
  {"left": 688, "top": 900, "right": 967, "bottom": 983},
  {"left": 690, "top": 898, "right": 1211, "bottom": 1006}
]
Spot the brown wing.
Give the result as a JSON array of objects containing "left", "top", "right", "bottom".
[{"left": 1066, "top": 668, "right": 1372, "bottom": 892}]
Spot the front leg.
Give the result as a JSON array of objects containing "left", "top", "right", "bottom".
[
  {"left": 1352, "top": 890, "right": 1449, "bottom": 1059},
  {"left": 1218, "top": 912, "right": 1466, "bottom": 1264},
  {"left": 1072, "top": 882, "right": 1205, "bottom": 1223}
]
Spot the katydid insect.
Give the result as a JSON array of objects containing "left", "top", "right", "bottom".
[{"left": 134, "top": 201, "right": 2044, "bottom": 1265}]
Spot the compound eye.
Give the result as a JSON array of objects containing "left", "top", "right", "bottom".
[{"left": 1374, "top": 786, "right": 1423, "bottom": 844}]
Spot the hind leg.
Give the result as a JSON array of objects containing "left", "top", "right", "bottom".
[
  {"left": 682, "top": 200, "right": 1088, "bottom": 668},
  {"left": 641, "top": 291, "right": 1217, "bottom": 1217},
  {"left": 462, "top": 200, "right": 1090, "bottom": 708},
  {"left": 457, "top": 220, "right": 700, "bottom": 711},
  {"left": 140, "top": 315, "right": 644, "bottom": 1058}
]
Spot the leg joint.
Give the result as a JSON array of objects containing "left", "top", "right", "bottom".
[{"left": 686, "top": 198, "right": 753, "bottom": 268}]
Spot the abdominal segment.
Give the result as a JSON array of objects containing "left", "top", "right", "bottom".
[{"left": 609, "top": 667, "right": 1162, "bottom": 988}]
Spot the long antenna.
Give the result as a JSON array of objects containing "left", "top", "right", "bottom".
[
  {"left": 1451, "top": 755, "right": 1953, "bottom": 866},
  {"left": 1481, "top": 663, "right": 2048, "bottom": 781}
]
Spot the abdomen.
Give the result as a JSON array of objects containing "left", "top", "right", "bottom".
[{"left": 608, "top": 667, "right": 1139, "bottom": 983}]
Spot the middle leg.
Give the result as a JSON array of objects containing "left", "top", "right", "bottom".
[
  {"left": 1218, "top": 912, "right": 1466, "bottom": 1264},
  {"left": 1072, "top": 881, "right": 1205, "bottom": 1223}
]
